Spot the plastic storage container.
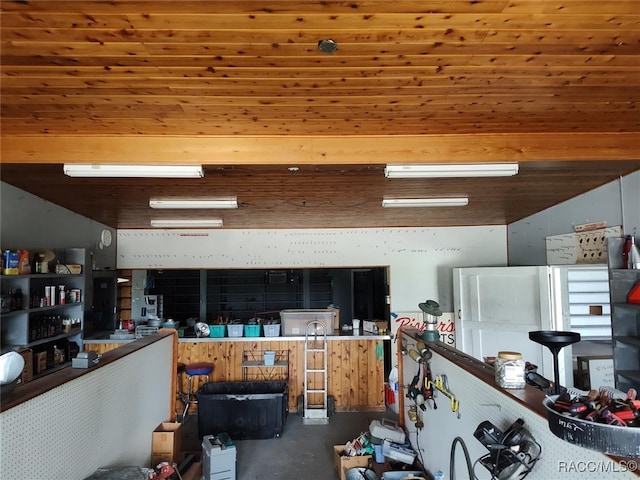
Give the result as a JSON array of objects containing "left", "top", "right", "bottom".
[
  {"left": 494, "top": 351, "right": 526, "bottom": 389},
  {"left": 208, "top": 325, "right": 226, "bottom": 338},
  {"left": 202, "top": 433, "right": 236, "bottom": 480},
  {"left": 244, "top": 324, "right": 261, "bottom": 337},
  {"left": 226, "top": 324, "right": 243, "bottom": 338},
  {"left": 382, "top": 439, "right": 417, "bottom": 465},
  {"left": 280, "top": 309, "right": 335, "bottom": 336},
  {"left": 263, "top": 324, "right": 280, "bottom": 337},
  {"left": 369, "top": 418, "right": 406, "bottom": 444},
  {"left": 197, "top": 381, "right": 289, "bottom": 440}
]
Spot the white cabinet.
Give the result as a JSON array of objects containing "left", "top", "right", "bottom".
[
  {"left": 453, "top": 266, "right": 557, "bottom": 381},
  {"left": 453, "top": 265, "right": 610, "bottom": 389}
]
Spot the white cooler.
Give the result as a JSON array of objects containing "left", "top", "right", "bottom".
[{"left": 202, "top": 433, "right": 236, "bottom": 480}]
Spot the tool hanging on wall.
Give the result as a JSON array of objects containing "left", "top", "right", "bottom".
[
  {"left": 422, "top": 361, "right": 437, "bottom": 410},
  {"left": 426, "top": 374, "right": 459, "bottom": 418},
  {"left": 407, "top": 363, "right": 426, "bottom": 411}
]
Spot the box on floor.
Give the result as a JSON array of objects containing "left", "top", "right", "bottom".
[
  {"left": 333, "top": 445, "right": 372, "bottom": 480},
  {"left": 151, "top": 422, "right": 182, "bottom": 467}
]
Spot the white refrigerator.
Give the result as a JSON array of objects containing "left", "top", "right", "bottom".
[{"left": 453, "top": 265, "right": 610, "bottom": 389}]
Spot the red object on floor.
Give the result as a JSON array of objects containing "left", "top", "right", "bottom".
[
  {"left": 628, "top": 281, "right": 640, "bottom": 304},
  {"left": 152, "top": 462, "right": 177, "bottom": 480}
]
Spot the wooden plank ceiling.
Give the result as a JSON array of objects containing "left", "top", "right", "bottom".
[{"left": 1, "top": 1, "right": 639, "bottom": 229}]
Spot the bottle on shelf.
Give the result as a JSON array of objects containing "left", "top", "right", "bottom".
[
  {"left": 622, "top": 235, "right": 632, "bottom": 269},
  {"left": 7, "top": 287, "right": 15, "bottom": 311},
  {"left": 14, "top": 288, "right": 23, "bottom": 310},
  {"left": 1, "top": 289, "right": 10, "bottom": 314},
  {"left": 53, "top": 345, "right": 65, "bottom": 364}
]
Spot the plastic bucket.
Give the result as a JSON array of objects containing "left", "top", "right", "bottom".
[
  {"left": 345, "top": 468, "right": 376, "bottom": 480},
  {"left": 264, "top": 351, "right": 276, "bottom": 366}
]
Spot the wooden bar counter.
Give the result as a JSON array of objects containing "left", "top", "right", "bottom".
[{"left": 85, "top": 329, "right": 390, "bottom": 413}]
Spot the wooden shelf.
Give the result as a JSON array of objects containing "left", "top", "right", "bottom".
[
  {"left": 242, "top": 349, "right": 289, "bottom": 381},
  {"left": 28, "top": 329, "right": 82, "bottom": 349},
  {"left": 242, "top": 360, "right": 288, "bottom": 368},
  {"left": 614, "top": 335, "right": 640, "bottom": 347}
]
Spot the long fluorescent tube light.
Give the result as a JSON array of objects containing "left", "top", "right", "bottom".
[
  {"left": 149, "top": 198, "right": 237, "bottom": 209},
  {"left": 63, "top": 164, "right": 204, "bottom": 178},
  {"left": 384, "top": 163, "right": 519, "bottom": 178},
  {"left": 382, "top": 197, "right": 469, "bottom": 208},
  {"left": 150, "top": 219, "right": 223, "bottom": 228}
]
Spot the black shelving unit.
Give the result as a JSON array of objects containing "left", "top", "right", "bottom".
[{"left": 606, "top": 237, "right": 640, "bottom": 392}]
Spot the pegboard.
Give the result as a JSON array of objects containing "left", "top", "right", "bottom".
[
  {"left": 546, "top": 227, "right": 622, "bottom": 265},
  {"left": 116, "top": 227, "right": 506, "bottom": 270},
  {"left": 116, "top": 227, "right": 507, "bottom": 316},
  {"left": 400, "top": 333, "right": 638, "bottom": 480},
  {"left": 0, "top": 336, "right": 173, "bottom": 480}
]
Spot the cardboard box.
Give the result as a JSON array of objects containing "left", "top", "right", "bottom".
[
  {"left": 55, "top": 263, "right": 82, "bottom": 275},
  {"left": 2, "top": 250, "right": 19, "bottom": 275},
  {"left": 34, "top": 351, "right": 47, "bottom": 375},
  {"left": 363, "top": 320, "right": 387, "bottom": 333},
  {"left": 333, "top": 445, "right": 372, "bottom": 480},
  {"left": 328, "top": 306, "right": 340, "bottom": 330},
  {"left": 151, "top": 422, "right": 182, "bottom": 467},
  {"left": 16, "top": 348, "right": 33, "bottom": 384}
]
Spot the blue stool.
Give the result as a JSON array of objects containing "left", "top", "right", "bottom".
[{"left": 181, "top": 362, "right": 214, "bottom": 421}]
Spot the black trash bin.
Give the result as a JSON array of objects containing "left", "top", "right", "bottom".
[{"left": 197, "top": 381, "right": 289, "bottom": 440}]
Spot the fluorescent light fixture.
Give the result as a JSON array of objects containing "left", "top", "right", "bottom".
[
  {"left": 382, "top": 197, "right": 469, "bottom": 208},
  {"left": 149, "top": 198, "right": 237, "bottom": 209},
  {"left": 63, "top": 164, "right": 204, "bottom": 178},
  {"left": 384, "top": 163, "right": 519, "bottom": 178},
  {"left": 150, "top": 219, "right": 223, "bottom": 228}
]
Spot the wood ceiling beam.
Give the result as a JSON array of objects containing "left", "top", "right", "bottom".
[{"left": 2, "top": 133, "right": 638, "bottom": 164}]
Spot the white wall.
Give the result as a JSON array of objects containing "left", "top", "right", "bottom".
[
  {"left": 400, "top": 333, "right": 638, "bottom": 480},
  {"left": 508, "top": 170, "right": 640, "bottom": 266},
  {"left": 0, "top": 335, "right": 173, "bottom": 480},
  {"left": 117, "top": 227, "right": 508, "bottom": 313},
  {"left": 1, "top": 182, "right": 116, "bottom": 270}
]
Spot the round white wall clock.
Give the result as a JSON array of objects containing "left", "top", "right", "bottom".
[{"left": 100, "top": 229, "right": 112, "bottom": 248}]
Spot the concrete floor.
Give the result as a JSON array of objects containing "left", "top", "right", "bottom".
[{"left": 181, "top": 409, "right": 401, "bottom": 479}]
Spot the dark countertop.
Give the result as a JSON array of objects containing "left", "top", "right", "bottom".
[
  {"left": 421, "top": 335, "right": 549, "bottom": 418},
  {"left": 400, "top": 328, "right": 639, "bottom": 470},
  {"left": 1, "top": 331, "right": 176, "bottom": 413}
]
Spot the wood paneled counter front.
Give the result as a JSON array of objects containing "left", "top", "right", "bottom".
[{"left": 85, "top": 330, "right": 390, "bottom": 413}]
